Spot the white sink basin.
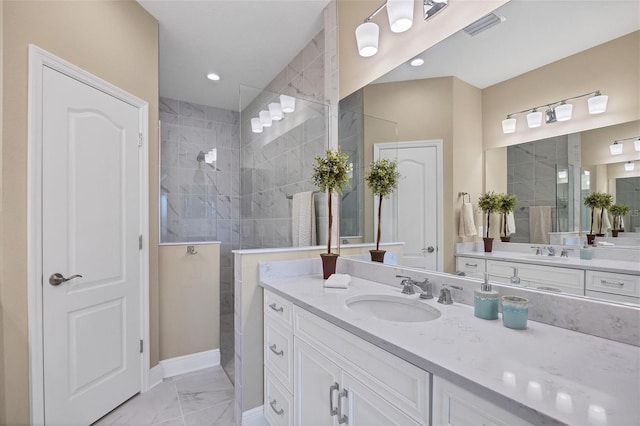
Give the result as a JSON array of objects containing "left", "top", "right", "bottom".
[{"left": 345, "top": 295, "right": 441, "bottom": 323}]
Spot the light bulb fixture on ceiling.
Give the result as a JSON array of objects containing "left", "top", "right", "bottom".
[
  {"left": 206, "top": 72, "right": 221, "bottom": 81},
  {"left": 500, "top": 90, "right": 608, "bottom": 134},
  {"left": 624, "top": 161, "right": 635, "bottom": 171},
  {"left": 197, "top": 149, "right": 217, "bottom": 164},
  {"left": 354, "top": 0, "right": 448, "bottom": 57},
  {"left": 410, "top": 57, "right": 425, "bottom": 67},
  {"left": 610, "top": 135, "right": 640, "bottom": 156}
]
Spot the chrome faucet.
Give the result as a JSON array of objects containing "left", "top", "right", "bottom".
[
  {"left": 437, "top": 284, "right": 463, "bottom": 305},
  {"left": 547, "top": 246, "right": 556, "bottom": 256},
  {"left": 560, "top": 248, "right": 573, "bottom": 258},
  {"left": 397, "top": 275, "right": 433, "bottom": 299},
  {"left": 531, "top": 246, "right": 547, "bottom": 256}
]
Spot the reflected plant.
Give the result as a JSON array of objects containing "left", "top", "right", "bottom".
[
  {"left": 364, "top": 159, "right": 401, "bottom": 251},
  {"left": 478, "top": 192, "right": 501, "bottom": 238},
  {"left": 496, "top": 193, "right": 518, "bottom": 237}
]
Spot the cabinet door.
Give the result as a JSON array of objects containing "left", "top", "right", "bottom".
[
  {"left": 294, "top": 338, "right": 340, "bottom": 426},
  {"left": 341, "top": 372, "right": 422, "bottom": 426}
]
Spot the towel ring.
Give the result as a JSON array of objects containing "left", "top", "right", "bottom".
[{"left": 458, "top": 192, "right": 471, "bottom": 203}]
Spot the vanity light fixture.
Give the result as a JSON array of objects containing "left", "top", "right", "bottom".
[
  {"left": 609, "top": 141, "right": 623, "bottom": 155},
  {"left": 259, "top": 110, "right": 272, "bottom": 128},
  {"left": 501, "top": 90, "right": 608, "bottom": 134},
  {"left": 251, "top": 118, "right": 263, "bottom": 134},
  {"left": 355, "top": 0, "right": 448, "bottom": 57},
  {"left": 583, "top": 170, "right": 590, "bottom": 176},
  {"left": 268, "top": 102, "right": 283, "bottom": 121},
  {"left": 624, "top": 161, "right": 635, "bottom": 171},
  {"left": 197, "top": 149, "right": 217, "bottom": 164},
  {"left": 557, "top": 170, "right": 568, "bottom": 180},
  {"left": 280, "top": 95, "right": 296, "bottom": 113},
  {"left": 635, "top": 138, "right": 640, "bottom": 152},
  {"left": 610, "top": 136, "right": 640, "bottom": 155}
]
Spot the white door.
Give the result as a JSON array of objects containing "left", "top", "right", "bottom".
[
  {"left": 294, "top": 338, "right": 340, "bottom": 426},
  {"left": 375, "top": 141, "right": 442, "bottom": 270},
  {"left": 42, "top": 66, "right": 142, "bottom": 425}
]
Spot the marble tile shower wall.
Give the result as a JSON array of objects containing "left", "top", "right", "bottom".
[
  {"left": 240, "top": 30, "right": 328, "bottom": 249},
  {"left": 507, "top": 136, "right": 568, "bottom": 243}
]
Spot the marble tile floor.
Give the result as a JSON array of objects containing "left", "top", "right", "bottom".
[{"left": 94, "top": 366, "right": 234, "bottom": 426}]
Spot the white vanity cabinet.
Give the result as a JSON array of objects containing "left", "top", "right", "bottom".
[
  {"left": 486, "top": 259, "right": 584, "bottom": 295},
  {"left": 585, "top": 270, "right": 640, "bottom": 304},
  {"left": 456, "top": 256, "right": 486, "bottom": 278},
  {"left": 433, "top": 377, "right": 534, "bottom": 426}
]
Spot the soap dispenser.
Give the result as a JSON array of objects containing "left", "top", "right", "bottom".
[
  {"left": 580, "top": 244, "right": 593, "bottom": 260},
  {"left": 474, "top": 273, "right": 499, "bottom": 320}
]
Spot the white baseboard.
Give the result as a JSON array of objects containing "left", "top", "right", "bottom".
[
  {"left": 158, "top": 348, "right": 221, "bottom": 379},
  {"left": 148, "top": 364, "right": 164, "bottom": 389},
  {"left": 242, "top": 406, "right": 267, "bottom": 426}
]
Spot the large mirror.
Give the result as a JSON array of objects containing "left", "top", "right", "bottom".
[{"left": 339, "top": 0, "right": 639, "bottom": 302}]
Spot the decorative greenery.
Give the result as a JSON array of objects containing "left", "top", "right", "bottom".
[
  {"left": 583, "top": 192, "right": 613, "bottom": 234},
  {"left": 364, "top": 159, "right": 401, "bottom": 251},
  {"left": 312, "top": 149, "right": 351, "bottom": 254},
  {"left": 478, "top": 192, "right": 501, "bottom": 238},
  {"left": 496, "top": 193, "right": 518, "bottom": 237},
  {"left": 609, "top": 203, "right": 630, "bottom": 230}
]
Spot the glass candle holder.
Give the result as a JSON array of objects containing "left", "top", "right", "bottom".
[{"left": 501, "top": 295, "right": 529, "bottom": 329}]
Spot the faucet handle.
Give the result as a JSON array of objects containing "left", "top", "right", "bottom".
[
  {"left": 437, "top": 287, "right": 453, "bottom": 304},
  {"left": 560, "top": 248, "right": 573, "bottom": 258},
  {"left": 396, "top": 274, "right": 412, "bottom": 281}
]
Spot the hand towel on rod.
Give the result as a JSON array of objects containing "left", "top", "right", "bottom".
[
  {"left": 529, "top": 206, "right": 551, "bottom": 244},
  {"left": 458, "top": 202, "right": 477, "bottom": 237},
  {"left": 292, "top": 191, "right": 316, "bottom": 247},
  {"left": 506, "top": 212, "right": 516, "bottom": 235}
]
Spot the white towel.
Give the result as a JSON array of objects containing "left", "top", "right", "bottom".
[
  {"left": 506, "top": 212, "right": 516, "bottom": 235},
  {"left": 324, "top": 273, "right": 351, "bottom": 288},
  {"left": 598, "top": 208, "right": 612, "bottom": 232},
  {"left": 529, "top": 206, "right": 551, "bottom": 244},
  {"left": 458, "top": 202, "right": 477, "bottom": 237},
  {"left": 292, "top": 191, "right": 316, "bottom": 247},
  {"left": 597, "top": 241, "right": 615, "bottom": 246}
]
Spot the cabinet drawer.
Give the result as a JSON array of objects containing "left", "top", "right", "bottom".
[
  {"left": 265, "top": 290, "right": 293, "bottom": 328},
  {"left": 456, "top": 256, "right": 485, "bottom": 276},
  {"left": 265, "top": 371, "right": 293, "bottom": 426},
  {"left": 586, "top": 290, "right": 640, "bottom": 305},
  {"left": 487, "top": 260, "right": 584, "bottom": 295},
  {"left": 294, "top": 307, "right": 429, "bottom": 424},
  {"left": 265, "top": 318, "right": 294, "bottom": 391},
  {"left": 586, "top": 271, "right": 640, "bottom": 297}
]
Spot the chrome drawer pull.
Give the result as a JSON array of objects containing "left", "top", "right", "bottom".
[
  {"left": 329, "top": 382, "right": 339, "bottom": 416},
  {"left": 269, "top": 303, "right": 284, "bottom": 313},
  {"left": 269, "top": 344, "right": 284, "bottom": 356},
  {"left": 337, "top": 389, "right": 349, "bottom": 424},
  {"left": 269, "top": 399, "right": 284, "bottom": 416},
  {"left": 465, "top": 263, "right": 478, "bottom": 267},
  {"left": 601, "top": 279, "right": 624, "bottom": 287}
]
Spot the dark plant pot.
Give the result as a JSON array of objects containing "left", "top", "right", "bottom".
[
  {"left": 596, "top": 233, "right": 605, "bottom": 237},
  {"left": 369, "top": 250, "right": 386, "bottom": 263},
  {"left": 483, "top": 237, "right": 494, "bottom": 253},
  {"left": 500, "top": 236, "right": 511, "bottom": 242},
  {"left": 586, "top": 234, "right": 596, "bottom": 245},
  {"left": 320, "top": 253, "right": 339, "bottom": 279},
  {"left": 619, "top": 229, "right": 625, "bottom": 232},
  {"left": 612, "top": 229, "right": 619, "bottom": 237}
]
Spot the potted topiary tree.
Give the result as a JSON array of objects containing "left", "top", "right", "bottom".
[
  {"left": 584, "top": 192, "right": 611, "bottom": 244},
  {"left": 312, "top": 148, "right": 351, "bottom": 278},
  {"left": 596, "top": 192, "right": 613, "bottom": 236},
  {"left": 364, "top": 158, "right": 401, "bottom": 262},
  {"left": 496, "top": 193, "right": 518, "bottom": 242},
  {"left": 478, "top": 191, "right": 501, "bottom": 252},
  {"left": 609, "top": 203, "right": 630, "bottom": 237}
]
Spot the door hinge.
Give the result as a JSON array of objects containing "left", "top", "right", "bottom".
[
  {"left": 140, "top": 339, "right": 144, "bottom": 353},
  {"left": 138, "top": 132, "right": 143, "bottom": 148},
  {"left": 139, "top": 234, "right": 143, "bottom": 250}
]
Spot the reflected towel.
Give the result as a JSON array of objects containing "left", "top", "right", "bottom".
[
  {"left": 292, "top": 191, "right": 316, "bottom": 247},
  {"left": 598, "top": 208, "right": 612, "bottom": 232},
  {"left": 529, "top": 206, "right": 551, "bottom": 244},
  {"left": 324, "top": 273, "right": 351, "bottom": 288},
  {"left": 458, "top": 202, "right": 478, "bottom": 237},
  {"left": 506, "top": 212, "right": 516, "bottom": 235}
]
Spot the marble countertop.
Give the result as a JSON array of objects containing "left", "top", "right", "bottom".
[
  {"left": 261, "top": 275, "right": 640, "bottom": 426},
  {"left": 456, "top": 250, "right": 640, "bottom": 275}
]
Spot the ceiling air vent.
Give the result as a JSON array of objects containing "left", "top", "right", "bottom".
[{"left": 462, "top": 12, "right": 506, "bottom": 37}]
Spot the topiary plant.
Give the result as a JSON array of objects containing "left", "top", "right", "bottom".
[
  {"left": 596, "top": 192, "right": 614, "bottom": 234},
  {"left": 583, "top": 192, "right": 600, "bottom": 235},
  {"left": 364, "top": 158, "right": 401, "bottom": 252},
  {"left": 609, "top": 203, "right": 630, "bottom": 230},
  {"left": 478, "top": 191, "right": 501, "bottom": 238},
  {"left": 496, "top": 193, "right": 518, "bottom": 237}
]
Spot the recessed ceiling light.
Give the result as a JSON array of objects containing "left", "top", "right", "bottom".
[
  {"left": 410, "top": 58, "right": 425, "bottom": 67},
  {"left": 206, "top": 73, "right": 221, "bottom": 81}
]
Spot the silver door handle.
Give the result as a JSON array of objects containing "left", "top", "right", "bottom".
[
  {"left": 329, "top": 382, "right": 339, "bottom": 416},
  {"left": 269, "top": 344, "right": 284, "bottom": 357},
  {"left": 337, "top": 389, "right": 348, "bottom": 424},
  {"left": 49, "top": 273, "right": 82, "bottom": 286},
  {"left": 601, "top": 280, "right": 624, "bottom": 287},
  {"left": 423, "top": 246, "right": 435, "bottom": 253},
  {"left": 269, "top": 399, "right": 284, "bottom": 416},
  {"left": 269, "top": 303, "right": 284, "bottom": 313}
]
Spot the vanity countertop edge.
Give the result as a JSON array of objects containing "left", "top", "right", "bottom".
[{"left": 260, "top": 274, "right": 640, "bottom": 426}]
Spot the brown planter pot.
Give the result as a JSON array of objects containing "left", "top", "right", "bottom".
[
  {"left": 587, "top": 234, "right": 596, "bottom": 245},
  {"left": 369, "top": 250, "right": 386, "bottom": 263},
  {"left": 500, "top": 236, "right": 511, "bottom": 242},
  {"left": 320, "top": 253, "right": 339, "bottom": 279},
  {"left": 612, "top": 229, "right": 619, "bottom": 237},
  {"left": 483, "top": 237, "right": 494, "bottom": 253},
  {"left": 596, "top": 233, "right": 605, "bottom": 237}
]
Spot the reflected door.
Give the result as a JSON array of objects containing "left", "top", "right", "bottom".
[
  {"left": 42, "top": 66, "right": 142, "bottom": 424},
  {"left": 375, "top": 141, "right": 442, "bottom": 270}
]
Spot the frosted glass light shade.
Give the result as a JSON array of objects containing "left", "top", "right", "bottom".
[
  {"left": 251, "top": 118, "right": 263, "bottom": 133},
  {"left": 268, "top": 102, "right": 283, "bottom": 121},
  {"left": 609, "top": 142, "right": 623, "bottom": 155},
  {"left": 625, "top": 161, "right": 635, "bottom": 171},
  {"left": 387, "top": 0, "right": 414, "bottom": 33},
  {"left": 502, "top": 117, "right": 516, "bottom": 133},
  {"left": 355, "top": 22, "right": 379, "bottom": 57},
  {"left": 634, "top": 139, "right": 640, "bottom": 152},
  {"left": 279, "top": 95, "right": 296, "bottom": 113},
  {"left": 259, "top": 110, "right": 272, "bottom": 127},
  {"left": 526, "top": 110, "right": 543, "bottom": 128},
  {"left": 204, "top": 149, "right": 217, "bottom": 164},
  {"left": 555, "top": 103, "right": 573, "bottom": 121},
  {"left": 588, "top": 94, "right": 608, "bottom": 114}
]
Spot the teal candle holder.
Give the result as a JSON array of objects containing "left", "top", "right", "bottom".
[{"left": 501, "top": 295, "right": 529, "bottom": 329}]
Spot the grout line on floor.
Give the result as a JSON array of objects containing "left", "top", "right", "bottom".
[{"left": 171, "top": 378, "right": 187, "bottom": 424}]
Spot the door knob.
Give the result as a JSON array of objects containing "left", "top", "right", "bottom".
[
  {"left": 422, "top": 246, "right": 435, "bottom": 253},
  {"left": 49, "top": 273, "right": 82, "bottom": 286}
]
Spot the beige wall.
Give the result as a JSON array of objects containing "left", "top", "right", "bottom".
[
  {"left": 0, "top": 0, "right": 5, "bottom": 420},
  {"left": 337, "top": 0, "right": 508, "bottom": 99},
  {"left": 483, "top": 31, "right": 640, "bottom": 151},
  {"left": 0, "top": 2, "right": 158, "bottom": 424},
  {"left": 159, "top": 243, "right": 220, "bottom": 360},
  {"left": 363, "top": 77, "right": 483, "bottom": 273}
]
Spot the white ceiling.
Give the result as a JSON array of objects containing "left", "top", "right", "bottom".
[
  {"left": 375, "top": 0, "right": 640, "bottom": 88},
  {"left": 137, "top": 0, "right": 330, "bottom": 111}
]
